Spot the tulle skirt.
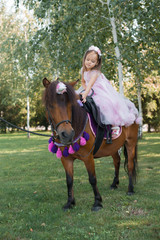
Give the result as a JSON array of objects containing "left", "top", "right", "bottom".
[{"left": 91, "top": 80, "right": 139, "bottom": 127}]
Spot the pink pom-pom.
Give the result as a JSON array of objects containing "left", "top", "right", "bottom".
[
  {"left": 68, "top": 145, "right": 75, "bottom": 154},
  {"left": 48, "top": 142, "right": 54, "bottom": 152},
  {"left": 80, "top": 137, "right": 86, "bottom": 146},
  {"left": 56, "top": 148, "right": 62, "bottom": 158}
]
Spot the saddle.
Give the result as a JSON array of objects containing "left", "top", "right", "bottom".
[{"left": 80, "top": 94, "right": 112, "bottom": 155}]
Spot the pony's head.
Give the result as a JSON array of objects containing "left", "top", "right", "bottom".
[{"left": 43, "top": 78, "right": 84, "bottom": 145}]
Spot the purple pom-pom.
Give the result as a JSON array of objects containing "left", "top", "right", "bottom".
[
  {"left": 63, "top": 147, "right": 69, "bottom": 157},
  {"left": 83, "top": 131, "right": 89, "bottom": 141},
  {"left": 73, "top": 142, "right": 80, "bottom": 152},
  {"left": 48, "top": 137, "right": 52, "bottom": 144},
  {"left": 51, "top": 144, "right": 58, "bottom": 153}
]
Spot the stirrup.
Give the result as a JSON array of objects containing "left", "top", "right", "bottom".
[{"left": 106, "top": 126, "right": 112, "bottom": 144}]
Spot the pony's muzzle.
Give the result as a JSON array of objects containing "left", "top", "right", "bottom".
[{"left": 59, "top": 129, "right": 75, "bottom": 145}]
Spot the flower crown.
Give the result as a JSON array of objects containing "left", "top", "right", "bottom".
[{"left": 88, "top": 45, "right": 102, "bottom": 57}]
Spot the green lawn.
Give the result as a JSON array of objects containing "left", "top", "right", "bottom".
[{"left": 0, "top": 132, "right": 160, "bottom": 240}]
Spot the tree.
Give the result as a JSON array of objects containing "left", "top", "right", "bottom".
[
  {"left": 141, "top": 74, "right": 160, "bottom": 132},
  {"left": 123, "top": 72, "right": 160, "bottom": 132},
  {"left": 22, "top": 0, "right": 118, "bottom": 80},
  {"left": 0, "top": 2, "right": 53, "bottom": 132},
  {"left": 0, "top": 4, "right": 26, "bottom": 131},
  {"left": 1, "top": 0, "right": 160, "bottom": 132}
]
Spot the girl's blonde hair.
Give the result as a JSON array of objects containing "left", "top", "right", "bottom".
[{"left": 82, "top": 48, "right": 102, "bottom": 73}]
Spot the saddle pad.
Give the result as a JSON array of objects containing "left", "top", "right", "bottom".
[{"left": 88, "top": 113, "right": 122, "bottom": 140}]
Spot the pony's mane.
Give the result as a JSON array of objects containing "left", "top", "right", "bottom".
[
  {"left": 43, "top": 80, "right": 77, "bottom": 107},
  {"left": 43, "top": 81, "right": 87, "bottom": 138}
]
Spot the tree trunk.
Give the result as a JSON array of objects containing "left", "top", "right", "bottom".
[
  {"left": 148, "top": 124, "right": 151, "bottom": 133},
  {"left": 137, "top": 79, "right": 143, "bottom": 138},
  {"left": 107, "top": 0, "right": 124, "bottom": 96},
  {"left": 25, "top": 30, "right": 30, "bottom": 138}
]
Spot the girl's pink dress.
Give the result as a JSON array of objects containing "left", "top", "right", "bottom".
[{"left": 83, "top": 70, "right": 140, "bottom": 127}]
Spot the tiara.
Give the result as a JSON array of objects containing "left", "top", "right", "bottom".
[{"left": 88, "top": 45, "right": 102, "bottom": 57}]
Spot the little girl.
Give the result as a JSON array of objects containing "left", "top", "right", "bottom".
[{"left": 80, "top": 45, "right": 140, "bottom": 127}]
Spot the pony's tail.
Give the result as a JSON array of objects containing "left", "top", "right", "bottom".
[{"left": 124, "top": 144, "right": 138, "bottom": 184}]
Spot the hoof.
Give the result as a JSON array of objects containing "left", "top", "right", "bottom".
[
  {"left": 91, "top": 202, "right": 103, "bottom": 212},
  {"left": 110, "top": 185, "right": 118, "bottom": 190},
  {"left": 62, "top": 199, "right": 75, "bottom": 211},
  {"left": 110, "top": 179, "right": 119, "bottom": 190},
  {"left": 127, "top": 191, "right": 135, "bottom": 196},
  {"left": 63, "top": 205, "right": 73, "bottom": 211},
  {"left": 91, "top": 205, "right": 103, "bottom": 212}
]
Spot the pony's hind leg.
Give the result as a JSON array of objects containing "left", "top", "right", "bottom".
[
  {"left": 124, "top": 143, "right": 138, "bottom": 195},
  {"left": 84, "top": 156, "right": 103, "bottom": 211},
  {"left": 110, "top": 151, "right": 121, "bottom": 189}
]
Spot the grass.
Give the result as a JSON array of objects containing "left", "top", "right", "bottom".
[{"left": 0, "top": 132, "right": 160, "bottom": 240}]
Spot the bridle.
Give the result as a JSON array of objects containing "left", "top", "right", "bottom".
[{"left": 47, "top": 107, "right": 72, "bottom": 140}]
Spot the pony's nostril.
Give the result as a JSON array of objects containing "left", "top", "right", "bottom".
[{"left": 61, "top": 131, "right": 68, "bottom": 138}]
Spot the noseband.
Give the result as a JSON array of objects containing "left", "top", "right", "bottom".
[{"left": 47, "top": 108, "right": 72, "bottom": 140}]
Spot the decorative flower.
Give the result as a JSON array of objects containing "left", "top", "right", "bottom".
[
  {"left": 56, "top": 82, "right": 67, "bottom": 94},
  {"left": 88, "top": 45, "right": 102, "bottom": 57}
]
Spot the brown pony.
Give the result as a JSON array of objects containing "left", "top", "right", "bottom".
[{"left": 43, "top": 78, "right": 139, "bottom": 211}]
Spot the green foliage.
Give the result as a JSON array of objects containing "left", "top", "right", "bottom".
[
  {"left": 123, "top": 72, "right": 160, "bottom": 131},
  {"left": 30, "top": 95, "right": 49, "bottom": 130},
  {"left": 22, "top": 0, "right": 160, "bottom": 82},
  {"left": 1, "top": 0, "right": 160, "bottom": 129},
  {"left": 0, "top": 3, "right": 53, "bottom": 129},
  {"left": 141, "top": 75, "right": 160, "bottom": 131},
  {"left": 0, "top": 132, "right": 160, "bottom": 239},
  {"left": 23, "top": 0, "right": 117, "bottom": 80}
]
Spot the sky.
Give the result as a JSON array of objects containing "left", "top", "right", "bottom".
[
  {"left": 3, "top": 0, "right": 15, "bottom": 13},
  {"left": 2, "top": 0, "right": 35, "bottom": 27},
  {"left": 3, "top": 0, "right": 29, "bottom": 14}
]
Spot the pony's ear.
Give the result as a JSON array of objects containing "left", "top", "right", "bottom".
[
  {"left": 69, "top": 79, "right": 79, "bottom": 88},
  {"left": 43, "top": 78, "right": 51, "bottom": 88}
]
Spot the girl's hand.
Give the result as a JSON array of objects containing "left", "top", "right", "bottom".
[{"left": 81, "top": 92, "right": 87, "bottom": 103}]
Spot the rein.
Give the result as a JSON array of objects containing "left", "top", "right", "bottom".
[{"left": 0, "top": 117, "right": 51, "bottom": 137}]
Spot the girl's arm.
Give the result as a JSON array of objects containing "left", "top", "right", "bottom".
[
  {"left": 81, "top": 72, "right": 99, "bottom": 103},
  {"left": 81, "top": 73, "right": 86, "bottom": 90}
]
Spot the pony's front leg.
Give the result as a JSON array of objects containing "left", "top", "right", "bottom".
[
  {"left": 61, "top": 157, "right": 75, "bottom": 211},
  {"left": 84, "top": 156, "right": 103, "bottom": 211}
]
